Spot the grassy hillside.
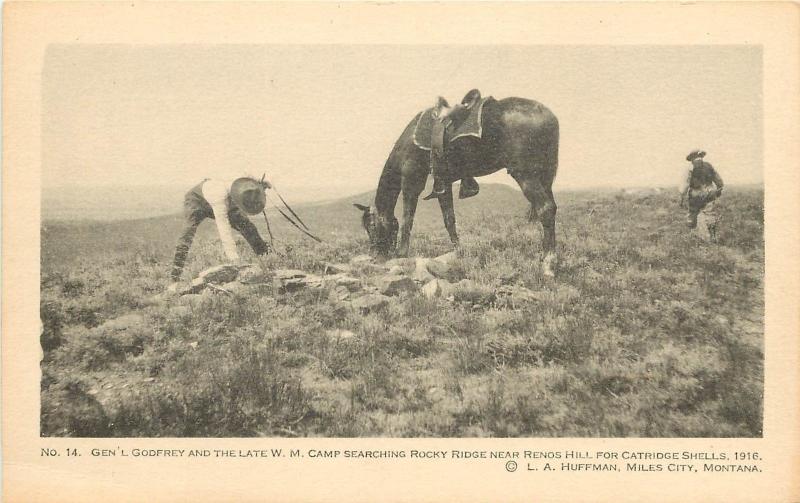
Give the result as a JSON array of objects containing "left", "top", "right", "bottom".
[{"left": 40, "top": 185, "right": 764, "bottom": 437}]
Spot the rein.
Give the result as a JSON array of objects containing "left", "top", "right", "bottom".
[{"left": 261, "top": 185, "right": 323, "bottom": 244}]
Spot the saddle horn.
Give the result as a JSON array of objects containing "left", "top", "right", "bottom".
[
  {"left": 432, "top": 96, "right": 449, "bottom": 118},
  {"left": 461, "top": 89, "right": 481, "bottom": 109}
]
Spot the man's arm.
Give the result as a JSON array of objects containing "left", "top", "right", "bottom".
[
  {"left": 202, "top": 180, "right": 241, "bottom": 263},
  {"left": 679, "top": 169, "right": 691, "bottom": 207},
  {"left": 712, "top": 167, "right": 724, "bottom": 194}
]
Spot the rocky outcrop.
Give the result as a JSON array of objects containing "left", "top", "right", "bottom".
[
  {"left": 494, "top": 285, "right": 549, "bottom": 307},
  {"left": 385, "top": 258, "right": 416, "bottom": 271},
  {"left": 412, "top": 258, "right": 436, "bottom": 283},
  {"left": 350, "top": 294, "right": 391, "bottom": 314},
  {"left": 177, "top": 264, "right": 251, "bottom": 296},
  {"left": 198, "top": 264, "right": 241, "bottom": 284},
  {"left": 349, "top": 254, "right": 374, "bottom": 265},
  {"left": 323, "top": 262, "right": 352, "bottom": 275},
  {"left": 421, "top": 279, "right": 443, "bottom": 299},
  {"left": 155, "top": 252, "right": 569, "bottom": 318},
  {"left": 425, "top": 259, "right": 451, "bottom": 279},
  {"left": 374, "top": 275, "right": 418, "bottom": 296}
]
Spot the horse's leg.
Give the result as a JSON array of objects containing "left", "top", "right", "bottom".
[
  {"left": 437, "top": 184, "right": 459, "bottom": 247},
  {"left": 513, "top": 173, "right": 557, "bottom": 276},
  {"left": 397, "top": 171, "right": 426, "bottom": 258},
  {"left": 528, "top": 203, "right": 538, "bottom": 222}
]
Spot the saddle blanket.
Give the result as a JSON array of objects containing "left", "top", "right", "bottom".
[{"left": 412, "top": 97, "right": 493, "bottom": 151}]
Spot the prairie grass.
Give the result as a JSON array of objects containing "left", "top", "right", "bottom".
[{"left": 41, "top": 185, "right": 764, "bottom": 437}]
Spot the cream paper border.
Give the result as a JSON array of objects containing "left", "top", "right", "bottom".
[{"left": 3, "top": 2, "right": 799, "bottom": 502}]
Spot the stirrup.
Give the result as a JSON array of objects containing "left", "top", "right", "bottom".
[
  {"left": 423, "top": 180, "right": 447, "bottom": 200},
  {"left": 423, "top": 188, "right": 444, "bottom": 200}
]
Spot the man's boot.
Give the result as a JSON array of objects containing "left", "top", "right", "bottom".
[{"left": 423, "top": 177, "right": 447, "bottom": 200}]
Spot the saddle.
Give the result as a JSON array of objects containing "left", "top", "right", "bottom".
[
  {"left": 412, "top": 96, "right": 493, "bottom": 151},
  {"left": 414, "top": 94, "right": 493, "bottom": 200}
]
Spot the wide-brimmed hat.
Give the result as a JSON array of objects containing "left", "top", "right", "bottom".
[
  {"left": 230, "top": 177, "right": 267, "bottom": 215},
  {"left": 686, "top": 149, "right": 707, "bottom": 162}
]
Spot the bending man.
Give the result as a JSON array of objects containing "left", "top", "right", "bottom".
[{"left": 168, "top": 176, "right": 271, "bottom": 290}]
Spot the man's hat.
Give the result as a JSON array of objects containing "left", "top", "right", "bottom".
[
  {"left": 230, "top": 177, "right": 267, "bottom": 215},
  {"left": 686, "top": 149, "right": 707, "bottom": 162}
]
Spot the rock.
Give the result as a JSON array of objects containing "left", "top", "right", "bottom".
[
  {"left": 323, "top": 262, "right": 352, "bottom": 275},
  {"left": 198, "top": 264, "right": 240, "bottom": 284},
  {"left": 456, "top": 279, "right": 476, "bottom": 289},
  {"left": 350, "top": 294, "right": 390, "bottom": 314},
  {"left": 220, "top": 281, "right": 249, "bottom": 295},
  {"left": 412, "top": 258, "right": 436, "bottom": 283},
  {"left": 188, "top": 341, "right": 199, "bottom": 349},
  {"left": 452, "top": 279, "right": 495, "bottom": 305},
  {"left": 275, "top": 269, "right": 307, "bottom": 280},
  {"left": 327, "top": 329, "right": 356, "bottom": 340},
  {"left": 330, "top": 285, "right": 352, "bottom": 301},
  {"left": 274, "top": 270, "right": 327, "bottom": 294},
  {"left": 388, "top": 265, "right": 407, "bottom": 276},
  {"left": 238, "top": 265, "right": 269, "bottom": 284},
  {"left": 350, "top": 254, "right": 374, "bottom": 265},
  {"left": 98, "top": 314, "right": 145, "bottom": 332},
  {"left": 385, "top": 258, "right": 416, "bottom": 270},
  {"left": 374, "top": 275, "right": 418, "bottom": 296},
  {"left": 438, "top": 280, "right": 457, "bottom": 298},
  {"left": 434, "top": 251, "right": 458, "bottom": 265},
  {"left": 278, "top": 278, "right": 308, "bottom": 294},
  {"left": 425, "top": 259, "right": 451, "bottom": 279},
  {"left": 325, "top": 274, "right": 362, "bottom": 292},
  {"left": 495, "top": 285, "right": 549, "bottom": 306},
  {"left": 302, "top": 274, "right": 325, "bottom": 286},
  {"left": 362, "top": 285, "right": 381, "bottom": 294},
  {"left": 355, "top": 262, "right": 388, "bottom": 274},
  {"left": 179, "top": 277, "right": 207, "bottom": 295},
  {"left": 421, "top": 279, "right": 442, "bottom": 299},
  {"left": 277, "top": 273, "right": 325, "bottom": 294}
]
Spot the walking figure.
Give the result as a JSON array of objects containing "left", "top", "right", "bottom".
[{"left": 680, "top": 150, "right": 724, "bottom": 242}]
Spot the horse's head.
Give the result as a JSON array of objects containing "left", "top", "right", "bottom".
[
  {"left": 433, "top": 89, "right": 482, "bottom": 126},
  {"left": 354, "top": 204, "right": 398, "bottom": 257}
]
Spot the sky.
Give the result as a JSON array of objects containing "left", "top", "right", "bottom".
[{"left": 42, "top": 44, "right": 762, "bottom": 204}]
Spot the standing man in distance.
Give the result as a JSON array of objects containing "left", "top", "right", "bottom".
[{"left": 680, "top": 149, "right": 724, "bottom": 242}]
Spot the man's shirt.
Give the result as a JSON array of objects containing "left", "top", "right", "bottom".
[
  {"left": 680, "top": 161, "right": 724, "bottom": 195},
  {"left": 201, "top": 178, "right": 240, "bottom": 262}
]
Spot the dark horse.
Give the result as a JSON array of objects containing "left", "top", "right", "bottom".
[{"left": 355, "top": 89, "right": 560, "bottom": 276}]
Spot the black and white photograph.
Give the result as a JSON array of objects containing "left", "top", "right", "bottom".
[
  {"left": 39, "top": 44, "right": 764, "bottom": 438},
  {"left": 4, "top": 2, "right": 799, "bottom": 502}
]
